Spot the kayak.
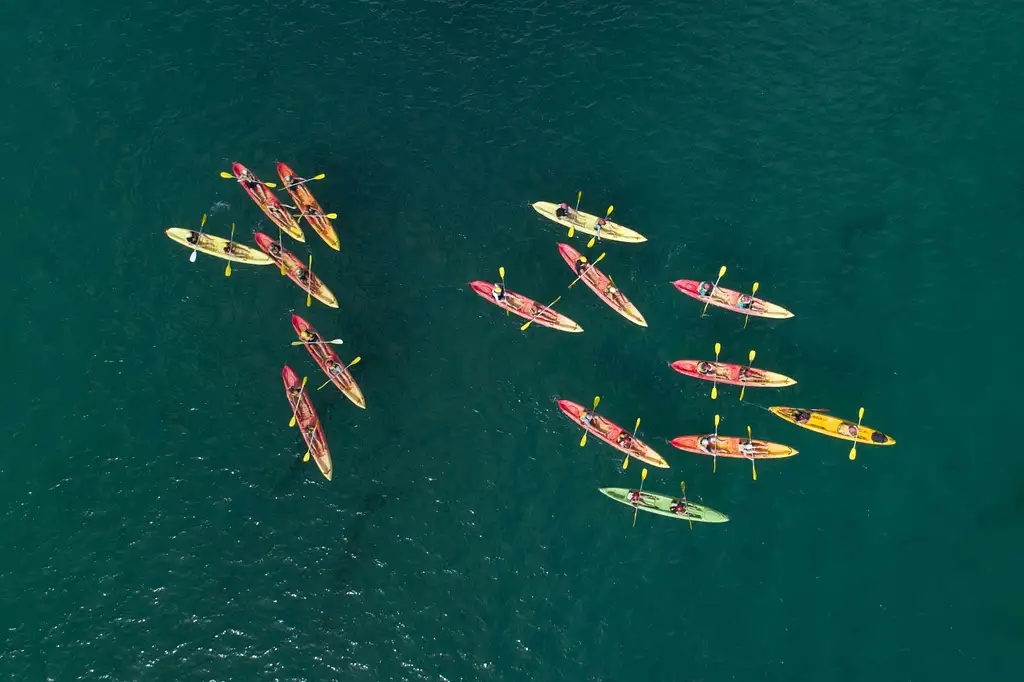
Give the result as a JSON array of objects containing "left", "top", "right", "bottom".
[
  {"left": 282, "top": 365, "right": 333, "bottom": 480},
  {"left": 670, "top": 435, "right": 798, "bottom": 459},
  {"left": 230, "top": 162, "right": 304, "bottom": 242},
  {"left": 469, "top": 281, "right": 583, "bottom": 333},
  {"left": 291, "top": 314, "right": 366, "bottom": 409},
  {"left": 277, "top": 162, "right": 340, "bottom": 251},
  {"left": 254, "top": 232, "right": 339, "bottom": 308},
  {"left": 164, "top": 227, "right": 273, "bottom": 265},
  {"left": 599, "top": 488, "right": 728, "bottom": 523},
  {"left": 671, "top": 279, "right": 793, "bottom": 319},
  {"left": 532, "top": 201, "right": 647, "bottom": 243},
  {"left": 557, "top": 243, "right": 647, "bottom": 327},
  {"left": 557, "top": 399, "right": 668, "bottom": 468},
  {"left": 769, "top": 406, "right": 896, "bottom": 446},
  {"left": 669, "top": 359, "right": 796, "bottom": 388}
]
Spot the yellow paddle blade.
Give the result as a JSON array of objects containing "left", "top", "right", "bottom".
[
  {"left": 711, "top": 384, "right": 718, "bottom": 400},
  {"left": 225, "top": 262, "right": 231, "bottom": 277},
  {"left": 314, "top": 173, "right": 326, "bottom": 180},
  {"left": 577, "top": 191, "right": 582, "bottom": 202},
  {"left": 718, "top": 265, "right": 727, "bottom": 278},
  {"left": 858, "top": 407, "right": 865, "bottom": 422},
  {"left": 752, "top": 282, "right": 760, "bottom": 295},
  {"left": 594, "top": 252, "right": 607, "bottom": 264},
  {"left": 747, "top": 425, "right": 752, "bottom": 439},
  {"left": 622, "top": 456, "right": 629, "bottom": 470},
  {"left": 499, "top": 266, "right": 505, "bottom": 279},
  {"left": 715, "top": 342, "right": 721, "bottom": 358},
  {"left": 752, "top": 460, "right": 757, "bottom": 480},
  {"left": 579, "top": 432, "right": 588, "bottom": 447},
  {"left": 632, "top": 506, "right": 639, "bottom": 527},
  {"left": 201, "top": 213, "right": 207, "bottom": 227},
  {"left": 348, "top": 356, "right": 362, "bottom": 367},
  {"left": 220, "top": 171, "right": 234, "bottom": 178},
  {"left": 306, "top": 254, "right": 313, "bottom": 307},
  {"left": 849, "top": 445, "right": 857, "bottom": 460},
  {"left": 739, "top": 386, "right": 746, "bottom": 402},
  {"left": 587, "top": 235, "right": 596, "bottom": 249},
  {"left": 303, "top": 452, "right": 311, "bottom": 462},
  {"left": 322, "top": 213, "right": 338, "bottom": 219},
  {"left": 714, "top": 414, "right": 720, "bottom": 428},
  {"left": 593, "top": 396, "right": 600, "bottom": 409},
  {"left": 713, "top": 456, "right": 717, "bottom": 473},
  {"left": 749, "top": 350, "right": 756, "bottom": 363},
  {"left": 634, "top": 417, "right": 641, "bottom": 432},
  {"left": 606, "top": 205, "right": 614, "bottom": 217},
  {"left": 680, "top": 481, "right": 686, "bottom": 494},
  {"left": 568, "top": 224, "right": 574, "bottom": 238},
  {"left": 641, "top": 468, "right": 648, "bottom": 482},
  {"left": 520, "top": 320, "right": 532, "bottom": 331},
  {"left": 265, "top": 182, "right": 277, "bottom": 188}
]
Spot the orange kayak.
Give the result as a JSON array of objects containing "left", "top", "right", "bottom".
[
  {"left": 291, "top": 314, "right": 365, "bottom": 409},
  {"left": 669, "top": 359, "right": 796, "bottom": 388},
  {"left": 230, "top": 162, "right": 304, "bottom": 242},
  {"left": 276, "top": 162, "right": 339, "bottom": 250},
  {"left": 282, "top": 365, "right": 332, "bottom": 480},
  {"left": 254, "top": 232, "right": 339, "bottom": 308},
  {"left": 557, "top": 243, "right": 647, "bottom": 327},
  {"left": 670, "top": 435, "right": 798, "bottom": 459},
  {"left": 469, "top": 281, "right": 582, "bottom": 332}
]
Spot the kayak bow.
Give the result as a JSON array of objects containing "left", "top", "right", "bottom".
[{"left": 277, "top": 162, "right": 340, "bottom": 250}]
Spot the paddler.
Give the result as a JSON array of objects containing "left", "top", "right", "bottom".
[
  {"left": 793, "top": 410, "right": 812, "bottom": 424},
  {"left": 737, "top": 366, "right": 761, "bottom": 382},
  {"left": 268, "top": 240, "right": 282, "bottom": 258},
  {"left": 738, "top": 440, "right": 759, "bottom": 457},
  {"left": 737, "top": 294, "right": 758, "bottom": 310},
  {"left": 304, "top": 205, "right": 324, "bottom": 219},
  {"left": 555, "top": 202, "right": 578, "bottom": 220},
  {"left": 580, "top": 410, "right": 598, "bottom": 429},
  {"left": 697, "top": 280, "right": 724, "bottom": 299},
  {"left": 871, "top": 431, "right": 889, "bottom": 444},
  {"left": 838, "top": 422, "right": 859, "bottom": 438},
  {"left": 616, "top": 431, "right": 634, "bottom": 449},
  {"left": 575, "top": 255, "right": 591, "bottom": 277},
  {"left": 325, "top": 360, "right": 344, "bottom": 376},
  {"left": 696, "top": 360, "right": 719, "bottom": 377},
  {"left": 491, "top": 283, "right": 507, "bottom": 304},
  {"left": 186, "top": 231, "right": 201, "bottom": 245},
  {"left": 238, "top": 168, "right": 260, "bottom": 191},
  {"left": 296, "top": 267, "right": 311, "bottom": 286},
  {"left": 627, "top": 490, "right": 643, "bottom": 505},
  {"left": 604, "top": 283, "right": 627, "bottom": 309},
  {"left": 266, "top": 203, "right": 289, "bottom": 223},
  {"left": 697, "top": 435, "right": 720, "bottom": 453},
  {"left": 594, "top": 217, "right": 608, "bottom": 238},
  {"left": 299, "top": 328, "right": 318, "bottom": 343},
  {"left": 669, "top": 498, "right": 688, "bottom": 515}
]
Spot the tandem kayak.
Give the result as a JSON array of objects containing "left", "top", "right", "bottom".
[
  {"left": 254, "top": 232, "right": 339, "bottom": 308},
  {"left": 599, "top": 488, "right": 728, "bottom": 523},
  {"left": 231, "top": 162, "right": 304, "bottom": 242},
  {"left": 291, "top": 314, "right": 365, "bottom": 409},
  {"left": 532, "top": 201, "right": 647, "bottom": 243},
  {"left": 557, "top": 244, "right": 647, "bottom": 327},
  {"left": 669, "top": 359, "right": 796, "bottom": 388},
  {"left": 769, "top": 407, "right": 896, "bottom": 446},
  {"left": 282, "top": 365, "right": 333, "bottom": 480},
  {"left": 469, "top": 281, "right": 583, "bottom": 333},
  {"left": 670, "top": 435, "right": 798, "bottom": 459},
  {"left": 557, "top": 399, "right": 668, "bottom": 468},
  {"left": 671, "top": 279, "right": 793, "bottom": 319},
  {"left": 277, "top": 162, "right": 339, "bottom": 251},
  {"left": 165, "top": 227, "right": 273, "bottom": 265}
]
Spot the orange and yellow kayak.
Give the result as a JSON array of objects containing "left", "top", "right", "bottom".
[
  {"left": 769, "top": 407, "right": 895, "bottom": 446},
  {"left": 277, "top": 162, "right": 339, "bottom": 250},
  {"left": 291, "top": 314, "right": 365, "bottom": 409},
  {"left": 669, "top": 359, "right": 796, "bottom": 388},
  {"left": 254, "top": 232, "right": 339, "bottom": 308},
  {"left": 230, "top": 162, "right": 304, "bottom": 242},
  {"left": 282, "top": 365, "right": 332, "bottom": 480},
  {"left": 672, "top": 279, "right": 793, "bottom": 319},
  {"left": 557, "top": 399, "right": 668, "bottom": 468},
  {"left": 557, "top": 244, "right": 647, "bottom": 327},
  {"left": 670, "top": 435, "right": 798, "bottom": 459}
]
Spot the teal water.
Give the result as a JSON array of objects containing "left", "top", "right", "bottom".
[{"left": 2, "top": 0, "right": 1022, "bottom": 679}]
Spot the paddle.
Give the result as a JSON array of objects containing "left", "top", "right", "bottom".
[
  {"left": 520, "top": 296, "right": 562, "bottom": 331},
  {"left": 221, "top": 170, "right": 276, "bottom": 188},
  {"left": 290, "top": 338, "right": 344, "bottom": 347},
  {"left": 621, "top": 417, "right": 641, "bottom": 469},
  {"left": 681, "top": 481, "right": 693, "bottom": 529},
  {"left": 849, "top": 407, "right": 865, "bottom": 460},
  {"left": 580, "top": 396, "right": 600, "bottom": 447},
  {"left": 277, "top": 223, "right": 287, "bottom": 275},
  {"left": 632, "top": 468, "right": 648, "bottom": 528},
  {"left": 288, "top": 376, "right": 308, "bottom": 427},
  {"left": 568, "top": 252, "right": 606, "bottom": 289},
  {"left": 712, "top": 413, "right": 720, "bottom": 473},
  {"left": 499, "top": 267, "right": 508, "bottom": 316},
  {"left": 739, "top": 349, "right": 755, "bottom": 401},
  {"left": 285, "top": 173, "right": 326, "bottom": 190},
  {"left": 568, "top": 191, "right": 582, "bottom": 238},
  {"left": 189, "top": 213, "right": 207, "bottom": 262},
  {"left": 711, "top": 342, "right": 721, "bottom": 400},
  {"left": 303, "top": 451, "right": 311, "bottom": 463},
  {"left": 587, "top": 205, "right": 613, "bottom": 249},
  {"left": 297, "top": 209, "right": 338, "bottom": 220},
  {"left": 743, "top": 282, "right": 760, "bottom": 328},
  {"left": 701, "top": 265, "right": 727, "bottom": 317},
  {"left": 747, "top": 425, "right": 757, "bottom": 480},
  {"left": 224, "top": 223, "right": 236, "bottom": 277},
  {"left": 317, "top": 356, "right": 361, "bottom": 390},
  {"left": 305, "top": 254, "right": 313, "bottom": 307}
]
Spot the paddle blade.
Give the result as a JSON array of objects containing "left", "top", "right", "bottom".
[
  {"left": 201, "top": 213, "right": 207, "bottom": 227},
  {"left": 348, "top": 356, "right": 362, "bottom": 368},
  {"left": 593, "top": 396, "right": 600, "bottom": 409},
  {"left": 714, "top": 414, "right": 720, "bottom": 428},
  {"left": 849, "top": 445, "right": 857, "bottom": 461},
  {"left": 265, "top": 182, "right": 277, "bottom": 188},
  {"left": 858, "top": 407, "right": 865, "bottom": 422},
  {"left": 606, "top": 205, "right": 614, "bottom": 218},
  {"left": 715, "top": 342, "right": 721, "bottom": 358},
  {"left": 520, "top": 320, "right": 532, "bottom": 331},
  {"left": 634, "top": 417, "right": 641, "bottom": 432},
  {"left": 749, "top": 350, "right": 756, "bottom": 363},
  {"left": 580, "top": 432, "right": 588, "bottom": 447},
  {"left": 289, "top": 414, "right": 297, "bottom": 427},
  {"left": 752, "top": 460, "right": 757, "bottom": 480},
  {"left": 303, "top": 452, "right": 311, "bottom": 462},
  {"left": 632, "top": 506, "right": 639, "bottom": 527},
  {"left": 622, "top": 456, "right": 629, "bottom": 470},
  {"left": 220, "top": 171, "right": 234, "bottom": 178},
  {"left": 189, "top": 250, "right": 198, "bottom": 263},
  {"left": 594, "top": 252, "right": 607, "bottom": 264},
  {"left": 587, "top": 236, "right": 596, "bottom": 249},
  {"left": 499, "top": 266, "right": 505, "bottom": 279},
  {"left": 739, "top": 386, "right": 745, "bottom": 402},
  {"left": 752, "top": 282, "right": 760, "bottom": 295},
  {"left": 711, "top": 384, "right": 718, "bottom": 400},
  {"left": 325, "top": 213, "right": 338, "bottom": 219},
  {"left": 641, "top": 468, "right": 648, "bottom": 482},
  {"left": 718, "top": 265, "right": 727, "bottom": 278},
  {"left": 568, "top": 224, "right": 575, "bottom": 238},
  {"left": 225, "top": 262, "right": 231, "bottom": 277},
  {"left": 314, "top": 173, "right": 326, "bottom": 180}
]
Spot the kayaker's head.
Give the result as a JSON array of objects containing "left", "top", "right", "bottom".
[
  {"left": 795, "top": 410, "right": 811, "bottom": 423},
  {"left": 606, "top": 285, "right": 618, "bottom": 295},
  {"left": 871, "top": 431, "right": 889, "bottom": 444},
  {"left": 597, "top": 218, "right": 607, "bottom": 227},
  {"left": 698, "top": 436, "right": 710, "bottom": 449},
  {"left": 697, "top": 361, "right": 713, "bottom": 375},
  {"left": 559, "top": 202, "right": 568, "bottom": 209},
  {"left": 842, "top": 423, "right": 859, "bottom": 437},
  {"left": 698, "top": 281, "right": 712, "bottom": 296}
]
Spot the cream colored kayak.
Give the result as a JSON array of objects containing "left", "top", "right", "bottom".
[
  {"left": 531, "top": 201, "right": 647, "bottom": 243},
  {"left": 165, "top": 227, "right": 274, "bottom": 265}
]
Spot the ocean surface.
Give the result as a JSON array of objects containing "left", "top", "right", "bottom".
[{"left": 2, "top": 0, "right": 1022, "bottom": 680}]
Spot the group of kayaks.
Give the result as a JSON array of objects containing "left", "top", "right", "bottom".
[
  {"left": 470, "top": 195, "right": 896, "bottom": 527},
  {"left": 164, "top": 162, "right": 364, "bottom": 481}
]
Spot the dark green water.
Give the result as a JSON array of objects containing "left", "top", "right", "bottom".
[{"left": 3, "top": 0, "right": 1022, "bottom": 679}]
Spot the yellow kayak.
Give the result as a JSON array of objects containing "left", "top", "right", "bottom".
[
  {"left": 769, "top": 407, "right": 895, "bottom": 446},
  {"left": 532, "top": 201, "right": 647, "bottom": 243},
  {"left": 165, "top": 227, "right": 273, "bottom": 265}
]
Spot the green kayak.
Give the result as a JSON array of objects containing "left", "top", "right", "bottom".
[{"left": 599, "top": 488, "right": 729, "bottom": 523}]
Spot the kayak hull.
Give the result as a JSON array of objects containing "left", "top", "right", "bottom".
[
  {"left": 469, "top": 281, "right": 583, "bottom": 333},
  {"left": 282, "top": 365, "right": 333, "bottom": 480},
  {"left": 669, "top": 359, "right": 796, "bottom": 388},
  {"left": 672, "top": 279, "right": 793, "bottom": 319},
  {"left": 291, "top": 315, "right": 366, "bottom": 409},
  {"left": 532, "top": 201, "right": 647, "bottom": 243},
  {"left": 557, "top": 399, "right": 668, "bottom": 468},
  {"left": 231, "top": 162, "right": 304, "bottom": 242},
  {"left": 769, "top": 406, "right": 896, "bottom": 446},
  {"left": 277, "top": 162, "right": 340, "bottom": 251},
  {"left": 669, "top": 435, "right": 798, "bottom": 459},
  {"left": 557, "top": 243, "right": 647, "bottom": 327},
  {"left": 165, "top": 228, "right": 273, "bottom": 265},
  {"left": 254, "top": 232, "right": 339, "bottom": 308},
  {"left": 599, "top": 488, "right": 728, "bottom": 523}
]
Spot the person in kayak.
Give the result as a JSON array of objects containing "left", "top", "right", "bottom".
[
  {"left": 299, "top": 328, "right": 318, "bottom": 343},
  {"left": 738, "top": 440, "right": 759, "bottom": 457},
  {"left": 839, "top": 422, "right": 859, "bottom": 438},
  {"left": 491, "top": 283, "right": 507, "bottom": 304},
  {"left": 555, "top": 202, "right": 578, "bottom": 220},
  {"left": 697, "top": 280, "right": 715, "bottom": 297},
  {"left": 737, "top": 294, "right": 756, "bottom": 310},
  {"left": 616, "top": 431, "right": 634, "bottom": 450},
  {"left": 697, "top": 435, "right": 720, "bottom": 453},
  {"left": 575, "top": 255, "right": 591, "bottom": 277},
  {"left": 266, "top": 203, "right": 290, "bottom": 222},
  {"left": 737, "top": 366, "right": 761, "bottom": 382},
  {"left": 594, "top": 217, "right": 608, "bottom": 237},
  {"left": 793, "top": 410, "right": 811, "bottom": 424},
  {"left": 696, "top": 360, "right": 721, "bottom": 377},
  {"left": 268, "top": 241, "right": 282, "bottom": 258},
  {"left": 304, "top": 205, "right": 323, "bottom": 219},
  {"left": 669, "top": 499, "right": 688, "bottom": 515},
  {"left": 604, "top": 283, "right": 628, "bottom": 310},
  {"left": 186, "top": 231, "right": 201, "bottom": 245},
  {"left": 296, "top": 267, "right": 311, "bottom": 285},
  {"left": 627, "top": 490, "right": 643, "bottom": 505},
  {"left": 238, "top": 168, "right": 260, "bottom": 191}
]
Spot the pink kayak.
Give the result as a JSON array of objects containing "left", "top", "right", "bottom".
[
  {"left": 672, "top": 279, "right": 793, "bottom": 319},
  {"left": 669, "top": 359, "right": 796, "bottom": 388},
  {"left": 557, "top": 243, "right": 647, "bottom": 327}
]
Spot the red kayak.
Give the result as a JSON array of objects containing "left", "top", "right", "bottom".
[
  {"left": 671, "top": 279, "right": 793, "bottom": 319},
  {"left": 557, "top": 244, "right": 647, "bottom": 327},
  {"left": 282, "top": 365, "right": 333, "bottom": 480},
  {"left": 230, "top": 162, "right": 304, "bottom": 242},
  {"left": 670, "top": 435, "right": 798, "bottom": 459},
  {"left": 556, "top": 399, "right": 668, "bottom": 468},
  {"left": 277, "top": 162, "right": 340, "bottom": 250},
  {"left": 254, "top": 232, "right": 339, "bottom": 308},
  {"left": 669, "top": 359, "right": 796, "bottom": 388},
  {"left": 291, "top": 314, "right": 365, "bottom": 409},
  {"left": 469, "top": 281, "right": 582, "bottom": 333}
]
